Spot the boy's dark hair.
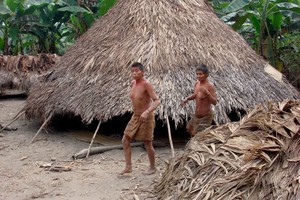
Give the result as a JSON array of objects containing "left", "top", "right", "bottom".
[
  {"left": 196, "top": 64, "right": 209, "bottom": 74},
  {"left": 131, "top": 62, "right": 145, "bottom": 71}
]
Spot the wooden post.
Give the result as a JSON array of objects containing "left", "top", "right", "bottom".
[
  {"left": 30, "top": 113, "right": 52, "bottom": 144},
  {"left": 166, "top": 115, "right": 175, "bottom": 158},
  {"left": 86, "top": 120, "right": 101, "bottom": 158}
]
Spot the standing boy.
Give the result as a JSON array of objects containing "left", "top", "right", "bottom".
[
  {"left": 181, "top": 64, "right": 217, "bottom": 137},
  {"left": 120, "top": 62, "right": 160, "bottom": 175}
]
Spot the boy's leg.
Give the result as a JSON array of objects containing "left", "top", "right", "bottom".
[
  {"left": 143, "top": 140, "right": 156, "bottom": 175},
  {"left": 119, "top": 135, "right": 132, "bottom": 175}
]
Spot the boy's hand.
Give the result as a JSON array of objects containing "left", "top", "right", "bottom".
[
  {"left": 140, "top": 110, "right": 149, "bottom": 122},
  {"left": 181, "top": 99, "right": 187, "bottom": 107},
  {"left": 199, "top": 86, "right": 209, "bottom": 95}
]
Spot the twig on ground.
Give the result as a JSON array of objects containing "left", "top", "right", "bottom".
[
  {"left": 0, "top": 145, "right": 9, "bottom": 150},
  {"left": 0, "top": 110, "right": 25, "bottom": 133}
]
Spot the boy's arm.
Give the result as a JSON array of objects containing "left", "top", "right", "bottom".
[
  {"left": 145, "top": 83, "right": 160, "bottom": 113},
  {"left": 208, "top": 86, "right": 217, "bottom": 105},
  {"left": 181, "top": 81, "right": 199, "bottom": 106},
  {"left": 201, "top": 84, "right": 217, "bottom": 105}
]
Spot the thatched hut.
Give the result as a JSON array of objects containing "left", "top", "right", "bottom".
[
  {"left": 23, "top": 0, "right": 299, "bottom": 128},
  {"left": 0, "top": 54, "right": 59, "bottom": 95},
  {"left": 154, "top": 99, "right": 300, "bottom": 199}
]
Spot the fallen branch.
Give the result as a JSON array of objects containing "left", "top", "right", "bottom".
[
  {"left": 0, "top": 124, "right": 17, "bottom": 131},
  {"left": 73, "top": 142, "right": 143, "bottom": 159},
  {"left": 36, "top": 160, "right": 71, "bottom": 172},
  {"left": 47, "top": 166, "right": 71, "bottom": 172}
]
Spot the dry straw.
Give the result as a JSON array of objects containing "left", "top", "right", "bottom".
[
  {"left": 0, "top": 54, "right": 59, "bottom": 93},
  {"left": 154, "top": 99, "right": 300, "bottom": 199}
]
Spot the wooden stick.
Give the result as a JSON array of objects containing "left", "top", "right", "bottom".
[
  {"left": 0, "top": 110, "right": 25, "bottom": 133},
  {"left": 30, "top": 113, "right": 52, "bottom": 144},
  {"left": 86, "top": 120, "right": 101, "bottom": 158},
  {"left": 166, "top": 115, "right": 175, "bottom": 158}
]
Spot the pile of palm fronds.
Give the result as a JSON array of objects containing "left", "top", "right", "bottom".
[
  {"left": 155, "top": 99, "right": 300, "bottom": 199},
  {"left": 0, "top": 54, "right": 60, "bottom": 93}
]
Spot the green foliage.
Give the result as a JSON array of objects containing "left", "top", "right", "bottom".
[
  {"left": 0, "top": 0, "right": 117, "bottom": 55},
  {"left": 0, "top": 0, "right": 101, "bottom": 55},
  {"left": 210, "top": 0, "right": 300, "bottom": 89},
  {"left": 278, "top": 31, "right": 300, "bottom": 88},
  {"left": 97, "top": 0, "right": 117, "bottom": 16}
]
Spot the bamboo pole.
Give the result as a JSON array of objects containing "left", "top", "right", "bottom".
[
  {"left": 30, "top": 113, "right": 52, "bottom": 144},
  {"left": 166, "top": 115, "right": 175, "bottom": 158},
  {"left": 86, "top": 120, "right": 101, "bottom": 158},
  {"left": 0, "top": 110, "right": 25, "bottom": 133}
]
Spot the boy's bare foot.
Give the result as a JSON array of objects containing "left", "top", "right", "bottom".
[
  {"left": 143, "top": 167, "right": 156, "bottom": 175},
  {"left": 118, "top": 166, "right": 132, "bottom": 175}
]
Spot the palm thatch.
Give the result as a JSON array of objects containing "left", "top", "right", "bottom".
[
  {"left": 24, "top": 0, "right": 299, "bottom": 126},
  {"left": 154, "top": 99, "right": 300, "bottom": 199},
  {"left": 0, "top": 54, "right": 60, "bottom": 94}
]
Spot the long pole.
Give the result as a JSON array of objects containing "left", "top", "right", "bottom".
[
  {"left": 86, "top": 120, "right": 101, "bottom": 158},
  {"left": 166, "top": 115, "right": 175, "bottom": 158},
  {"left": 31, "top": 113, "right": 52, "bottom": 143}
]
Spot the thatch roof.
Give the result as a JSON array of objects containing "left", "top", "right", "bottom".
[
  {"left": 0, "top": 54, "right": 59, "bottom": 94},
  {"left": 24, "top": 0, "right": 299, "bottom": 126},
  {"left": 154, "top": 99, "right": 300, "bottom": 199}
]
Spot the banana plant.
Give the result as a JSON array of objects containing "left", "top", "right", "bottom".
[
  {"left": 211, "top": 0, "right": 300, "bottom": 68},
  {"left": 0, "top": 0, "right": 96, "bottom": 54},
  {"left": 0, "top": 0, "right": 30, "bottom": 54}
]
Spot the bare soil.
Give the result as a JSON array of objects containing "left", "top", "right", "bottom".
[{"left": 0, "top": 98, "right": 185, "bottom": 200}]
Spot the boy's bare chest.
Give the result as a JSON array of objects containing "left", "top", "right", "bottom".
[
  {"left": 196, "top": 84, "right": 209, "bottom": 100},
  {"left": 130, "top": 85, "right": 147, "bottom": 100}
]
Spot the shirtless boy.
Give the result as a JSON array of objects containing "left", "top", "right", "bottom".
[
  {"left": 182, "top": 64, "right": 217, "bottom": 137},
  {"left": 120, "top": 62, "right": 160, "bottom": 175}
]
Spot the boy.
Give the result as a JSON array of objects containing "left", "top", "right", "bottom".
[
  {"left": 120, "top": 62, "right": 160, "bottom": 175},
  {"left": 182, "top": 64, "right": 217, "bottom": 137}
]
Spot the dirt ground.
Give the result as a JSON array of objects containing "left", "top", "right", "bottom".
[{"left": 0, "top": 98, "right": 185, "bottom": 200}]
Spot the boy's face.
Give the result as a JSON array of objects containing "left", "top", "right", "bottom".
[
  {"left": 131, "top": 67, "right": 144, "bottom": 80},
  {"left": 196, "top": 70, "right": 208, "bottom": 81}
]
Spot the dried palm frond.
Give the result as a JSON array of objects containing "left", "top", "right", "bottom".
[{"left": 154, "top": 99, "right": 300, "bottom": 200}]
